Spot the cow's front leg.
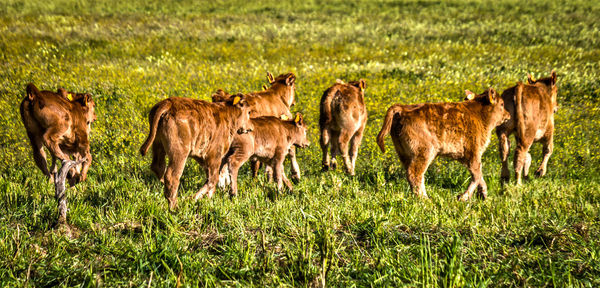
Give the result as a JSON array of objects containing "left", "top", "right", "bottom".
[
  {"left": 288, "top": 146, "right": 301, "bottom": 181},
  {"left": 458, "top": 160, "right": 484, "bottom": 201},
  {"left": 194, "top": 158, "right": 221, "bottom": 200}
]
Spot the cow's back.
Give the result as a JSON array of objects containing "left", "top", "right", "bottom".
[
  {"left": 246, "top": 93, "right": 291, "bottom": 118},
  {"left": 393, "top": 103, "right": 486, "bottom": 159},
  {"left": 522, "top": 85, "right": 554, "bottom": 139}
]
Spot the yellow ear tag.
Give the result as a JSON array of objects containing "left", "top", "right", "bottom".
[
  {"left": 360, "top": 87, "right": 364, "bottom": 92},
  {"left": 280, "top": 114, "right": 289, "bottom": 120},
  {"left": 294, "top": 114, "right": 301, "bottom": 123},
  {"left": 233, "top": 96, "right": 241, "bottom": 105},
  {"left": 67, "top": 94, "right": 73, "bottom": 101},
  {"left": 488, "top": 94, "right": 495, "bottom": 105},
  {"left": 262, "top": 84, "right": 268, "bottom": 91}
]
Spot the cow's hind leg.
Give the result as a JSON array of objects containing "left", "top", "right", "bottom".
[
  {"left": 497, "top": 130, "right": 511, "bottom": 184},
  {"left": 329, "top": 130, "right": 340, "bottom": 170},
  {"left": 406, "top": 150, "right": 434, "bottom": 199},
  {"left": 151, "top": 143, "right": 167, "bottom": 183},
  {"left": 536, "top": 134, "right": 554, "bottom": 178},
  {"left": 338, "top": 130, "right": 354, "bottom": 176},
  {"left": 27, "top": 132, "right": 52, "bottom": 181},
  {"left": 348, "top": 126, "right": 365, "bottom": 175},
  {"left": 514, "top": 138, "right": 533, "bottom": 185},
  {"left": 320, "top": 128, "right": 331, "bottom": 171},
  {"left": 163, "top": 153, "right": 187, "bottom": 210}
]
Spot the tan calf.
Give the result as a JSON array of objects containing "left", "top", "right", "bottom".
[
  {"left": 319, "top": 79, "right": 368, "bottom": 175},
  {"left": 20, "top": 83, "right": 96, "bottom": 185},
  {"left": 221, "top": 114, "right": 309, "bottom": 196},
  {"left": 377, "top": 89, "right": 510, "bottom": 200},
  {"left": 212, "top": 72, "right": 301, "bottom": 180},
  {"left": 496, "top": 71, "right": 558, "bottom": 184},
  {"left": 139, "top": 95, "right": 253, "bottom": 209}
]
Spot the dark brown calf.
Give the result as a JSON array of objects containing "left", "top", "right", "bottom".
[
  {"left": 319, "top": 79, "right": 368, "bottom": 175},
  {"left": 496, "top": 71, "right": 558, "bottom": 184},
  {"left": 221, "top": 114, "right": 309, "bottom": 196},
  {"left": 139, "top": 95, "right": 252, "bottom": 209},
  {"left": 377, "top": 89, "right": 510, "bottom": 200},
  {"left": 20, "top": 83, "right": 96, "bottom": 185}
]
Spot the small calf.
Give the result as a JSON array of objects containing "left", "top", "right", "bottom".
[
  {"left": 221, "top": 114, "right": 309, "bottom": 196},
  {"left": 377, "top": 88, "right": 510, "bottom": 200},
  {"left": 20, "top": 83, "right": 96, "bottom": 185},
  {"left": 496, "top": 71, "right": 558, "bottom": 184},
  {"left": 139, "top": 94, "right": 253, "bottom": 209},
  {"left": 319, "top": 79, "right": 368, "bottom": 175}
]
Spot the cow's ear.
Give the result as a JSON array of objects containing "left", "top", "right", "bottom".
[
  {"left": 285, "top": 73, "right": 296, "bottom": 86},
  {"left": 232, "top": 94, "right": 246, "bottom": 107},
  {"left": 527, "top": 74, "right": 535, "bottom": 84},
  {"left": 488, "top": 88, "right": 497, "bottom": 105},
  {"left": 551, "top": 70, "right": 557, "bottom": 85},
  {"left": 211, "top": 89, "right": 228, "bottom": 102},
  {"left": 266, "top": 72, "right": 274, "bottom": 84},
  {"left": 464, "top": 90, "right": 475, "bottom": 100},
  {"left": 359, "top": 79, "right": 366, "bottom": 91},
  {"left": 83, "top": 94, "right": 93, "bottom": 106},
  {"left": 26, "top": 83, "right": 40, "bottom": 101},
  {"left": 58, "top": 88, "right": 69, "bottom": 99},
  {"left": 294, "top": 113, "right": 303, "bottom": 126}
]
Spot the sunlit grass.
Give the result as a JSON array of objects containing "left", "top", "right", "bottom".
[{"left": 1, "top": 0, "right": 599, "bottom": 286}]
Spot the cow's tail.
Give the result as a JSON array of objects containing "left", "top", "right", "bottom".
[
  {"left": 377, "top": 105, "right": 402, "bottom": 153},
  {"left": 319, "top": 86, "right": 339, "bottom": 129},
  {"left": 26, "top": 83, "right": 40, "bottom": 101},
  {"left": 514, "top": 82, "right": 525, "bottom": 140},
  {"left": 139, "top": 100, "right": 171, "bottom": 156}
]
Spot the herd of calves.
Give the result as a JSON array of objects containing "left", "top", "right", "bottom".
[{"left": 20, "top": 71, "right": 558, "bottom": 209}]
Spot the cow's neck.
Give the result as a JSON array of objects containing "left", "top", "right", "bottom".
[{"left": 269, "top": 84, "right": 293, "bottom": 107}]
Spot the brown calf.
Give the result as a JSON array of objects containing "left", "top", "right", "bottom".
[
  {"left": 496, "top": 71, "right": 558, "bottom": 184},
  {"left": 319, "top": 79, "right": 368, "bottom": 175},
  {"left": 377, "top": 89, "right": 510, "bottom": 200},
  {"left": 139, "top": 95, "right": 252, "bottom": 209},
  {"left": 221, "top": 114, "right": 310, "bottom": 196},
  {"left": 20, "top": 83, "right": 96, "bottom": 185},
  {"left": 212, "top": 72, "right": 301, "bottom": 180}
]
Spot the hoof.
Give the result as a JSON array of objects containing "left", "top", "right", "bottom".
[
  {"left": 476, "top": 191, "right": 488, "bottom": 200},
  {"left": 535, "top": 169, "right": 546, "bottom": 178},
  {"left": 457, "top": 193, "right": 470, "bottom": 201}
]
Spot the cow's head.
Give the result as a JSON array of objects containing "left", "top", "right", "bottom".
[
  {"left": 80, "top": 94, "right": 97, "bottom": 132},
  {"left": 528, "top": 70, "right": 559, "bottom": 112},
  {"left": 292, "top": 113, "right": 310, "bottom": 148},
  {"left": 348, "top": 79, "right": 366, "bottom": 93},
  {"left": 227, "top": 93, "right": 253, "bottom": 134},
  {"left": 465, "top": 88, "right": 510, "bottom": 125},
  {"left": 211, "top": 89, "right": 231, "bottom": 103},
  {"left": 267, "top": 71, "right": 296, "bottom": 107}
]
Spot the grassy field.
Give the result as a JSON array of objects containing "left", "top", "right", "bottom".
[{"left": 1, "top": 0, "right": 600, "bottom": 286}]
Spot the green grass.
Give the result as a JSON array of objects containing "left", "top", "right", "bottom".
[{"left": 1, "top": 0, "right": 600, "bottom": 286}]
